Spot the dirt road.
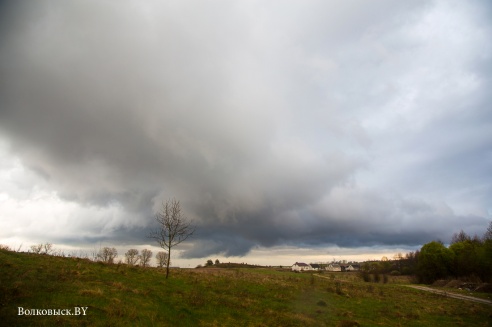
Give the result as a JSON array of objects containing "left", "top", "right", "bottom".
[
  {"left": 313, "top": 274, "right": 492, "bottom": 305},
  {"left": 405, "top": 285, "right": 492, "bottom": 305}
]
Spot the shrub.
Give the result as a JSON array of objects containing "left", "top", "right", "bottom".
[
  {"left": 373, "top": 272, "right": 380, "bottom": 283},
  {"left": 359, "top": 270, "right": 370, "bottom": 282},
  {"left": 97, "top": 247, "right": 118, "bottom": 264}
]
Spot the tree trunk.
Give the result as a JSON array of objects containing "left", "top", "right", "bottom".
[{"left": 165, "top": 246, "right": 171, "bottom": 279}]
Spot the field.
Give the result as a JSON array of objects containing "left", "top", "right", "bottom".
[{"left": 1, "top": 249, "right": 491, "bottom": 326}]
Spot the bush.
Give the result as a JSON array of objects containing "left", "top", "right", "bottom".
[
  {"left": 359, "top": 270, "right": 371, "bottom": 282},
  {"left": 97, "top": 247, "right": 118, "bottom": 264}
]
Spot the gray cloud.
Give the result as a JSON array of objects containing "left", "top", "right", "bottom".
[{"left": 0, "top": 0, "right": 490, "bottom": 257}]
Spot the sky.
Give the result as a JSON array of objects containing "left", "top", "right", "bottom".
[{"left": 1, "top": 0, "right": 491, "bottom": 267}]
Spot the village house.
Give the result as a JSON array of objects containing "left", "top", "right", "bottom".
[
  {"left": 291, "top": 262, "right": 312, "bottom": 272},
  {"left": 346, "top": 264, "right": 360, "bottom": 271},
  {"left": 326, "top": 263, "right": 341, "bottom": 272}
]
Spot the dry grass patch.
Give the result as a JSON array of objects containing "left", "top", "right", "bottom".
[
  {"left": 79, "top": 288, "right": 103, "bottom": 296},
  {"left": 111, "top": 281, "right": 127, "bottom": 290}
]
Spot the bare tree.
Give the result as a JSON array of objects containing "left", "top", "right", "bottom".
[
  {"left": 149, "top": 198, "right": 195, "bottom": 278},
  {"left": 97, "top": 247, "right": 118, "bottom": 264},
  {"left": 451, "top": 230, "right": 470, "bottom": 244},
  {"left": 484, "top": 221, "right": 492, "bottom": 241},
  {"left": 139, "top": 249, "right": 153, "bottom": 267},
  {"left": 43, "top": 243, "right": 53, "bottom": 254},
  {"left": 125, "top": 249, "right": 140, "bottom": 266},
  {"left": 30, "top": 244, "right": 43, "bottom": 254},
  {"left": 29, "top": 243, "right": 53, "bottom": 254},
  {"left": 156, "top": 251, "right": 168, "bottom": 268}
]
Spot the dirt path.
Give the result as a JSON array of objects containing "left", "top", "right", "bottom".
[
  {"left": 313, "top": 275, "right": 492, "bottom": 305},
  {"left": 405, "top": 285, "right": 492, "bottom": 305}
]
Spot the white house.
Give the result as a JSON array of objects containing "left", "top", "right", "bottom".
[
  {"left": 291, "top": 262, "right": 312, "bottom": 272},
  {"left": 326, "top": 263, "right": 341, "bottom": 272},
  {"left": 346, "top": 264, "right": 360, "bottom": 271}
]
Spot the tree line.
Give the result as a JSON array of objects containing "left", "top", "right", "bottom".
[
  {"left": 360, "top": 221, "right": 492, "bottom": 284},
  {"left": 96, "top": 247, "right": 169, "bottom": 268},
  {"left": 1, "top": 198, "right": 195, "bottom": 279},
  {"left": 8, "top": 242, "right": 169, "bottom": 269},
  {"left": 415, "top": 223, "right": 492, "bottom": 283}
]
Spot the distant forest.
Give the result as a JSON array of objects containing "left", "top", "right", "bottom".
[{"left": 361, "top": 221, "right": 492, "bottom": 284}]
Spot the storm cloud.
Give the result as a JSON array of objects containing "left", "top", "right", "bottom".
[{"left": 1, "top": 0, "right": 491, "bottom": 259}]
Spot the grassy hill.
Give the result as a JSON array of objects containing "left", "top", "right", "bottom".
[{"left": 1, "top": 249, "right": 491, "bottom": 326}]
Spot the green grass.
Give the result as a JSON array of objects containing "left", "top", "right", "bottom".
[{"left": 1, "top": 249, "right": 491, "bottom": 326}]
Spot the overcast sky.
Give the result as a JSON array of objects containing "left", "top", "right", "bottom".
[{"left": 1, "top": 0, "right": 491, "bottom": 265}]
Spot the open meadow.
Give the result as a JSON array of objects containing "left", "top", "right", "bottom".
[{"left": 1, "top": 249, "right": 490, "bottom": 326}]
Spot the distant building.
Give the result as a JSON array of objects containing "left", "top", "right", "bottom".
[
  {"left": 326, "top": 263, "right": 341, "bottom": 272},
  {"left": 346, "top": 264, "right": 360, "bottom": 271},
  {"left": 291, "top": 262, "right": 312, "bottom": 272}
]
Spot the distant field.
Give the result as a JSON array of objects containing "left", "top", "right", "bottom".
[{"left": 1, "top": 250, "right": 491, "bottom": 326}]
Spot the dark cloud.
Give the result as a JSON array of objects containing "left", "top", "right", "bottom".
[{"left": 0, "top": 0, "right": 490, "bottom": 257}]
